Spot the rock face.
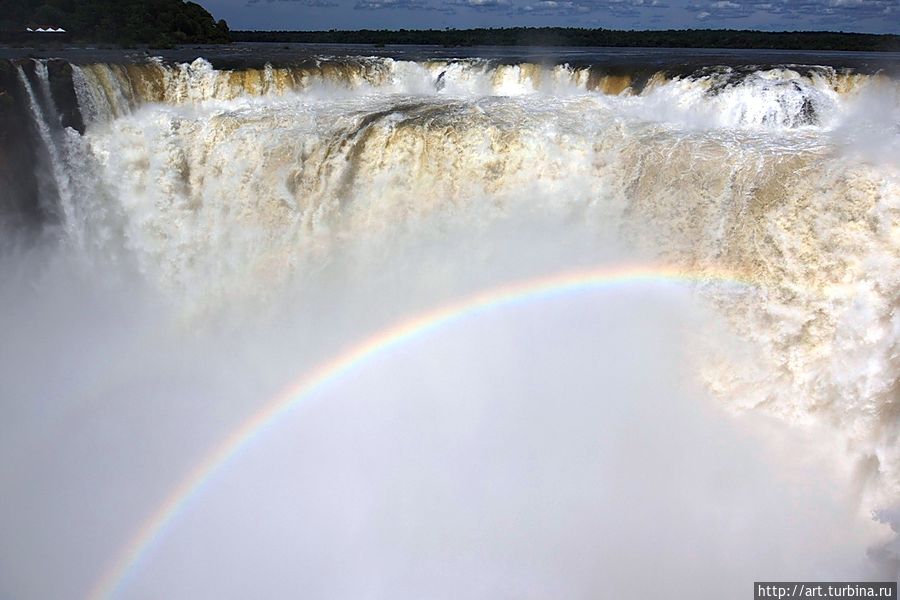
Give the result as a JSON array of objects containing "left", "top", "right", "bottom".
[
  {"left": 0, "top": 57, "right": 87, "bottom": 245},
  {"left": 46, "top": 59, "right": 84, "bottom": 133},
  {"left": 0, "top": 60, "right": 44, "bottom": 241}
]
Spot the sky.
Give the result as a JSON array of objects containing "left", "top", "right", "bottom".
[{"left": 201, "top": 0, "right": 900, "bottom": 33}]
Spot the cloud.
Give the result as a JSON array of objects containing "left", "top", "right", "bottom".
[
  {"left": 353, "top": 0, "right": 410, "bottom": 8},
  {"left": 686, "top": 0, "right": 754, "bottom": 20},
  {"left": 444, "top": 0, "right": 513, "bottom": 11},
  {"left": 237, "top": 0, "right": 895, "bottom": 27},
  {"left": 818, "top": 0, "right": 895, "bottom": 17},
  {"left": 686, "top": 0, "right": 896, "bottom": 22},
  {"left": 246, "top": 0, "right": 338, "bottom": 6},
  {"left": 354, "top": 0, "right": 453, "bottom": 10},
  {"left": 513, "top": 0, "right": 593, "bottom": 16},
  {"left": 595, "top": 0, "right": 669, "bottom": 17},
  {"left": 513, "top": 0, "right": 668, "bottom": 17}
]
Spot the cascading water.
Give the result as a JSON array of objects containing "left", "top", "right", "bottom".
[
  {"left": 15, "top": 64, "right": 68, "bottom": 221},
  {"left": 1, "top": 50, "right": 899, "bottom": 599}
]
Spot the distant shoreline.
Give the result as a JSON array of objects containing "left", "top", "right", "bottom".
[
  {"left": 3, "top": 44, "right": 899, "bottom": 78},
  {"left": 231, "top": 28, "right": 900, "bottom": 53},
  {"left": 3, "top": 28, "right": 898, "bottom": 54}
]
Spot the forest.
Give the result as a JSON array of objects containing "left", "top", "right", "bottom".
[
  {"left": 0, "top": 0, "right": 230, "bottom": 45},
  {"left": 234, "top": 28, "right": 900, "bottom": 52}
]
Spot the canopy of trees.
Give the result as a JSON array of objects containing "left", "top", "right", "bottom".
[
  {"left": 0, "top": 0, "right": 230, "bottom": 45},
  {"left": 234, "top": 28, "right": 900, "bottom": 52}
]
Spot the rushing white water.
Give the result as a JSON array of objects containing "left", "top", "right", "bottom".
[
  {"left": 15, "top": 65, "right": 73, "bottom": 228},
  {"left": 67, "top": 57, "right": 891, "bottom": 128},
  {"left": 2, "top": 55, "right": 899, "bottom": 598}
]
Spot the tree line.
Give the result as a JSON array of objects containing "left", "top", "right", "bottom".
[
  {"left": 0, "top": 0, "right": 229, "bottom": 46},
  {"left": 233, "top": 28, "right": 900, "bottom": 52}
]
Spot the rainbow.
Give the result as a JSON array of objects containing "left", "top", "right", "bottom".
[{"left": 87, "top": 264, "right": 753, "bottom": 600}]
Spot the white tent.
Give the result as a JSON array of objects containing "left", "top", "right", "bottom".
[
  {"left": 35, "top": 28, "right": 46, "bottom": 32},
  {"left": 54, "top": 28, "right": 65, "bottom": 32},
  {"left": 26, "top": 27, "right": 33, "bottom": 32}
]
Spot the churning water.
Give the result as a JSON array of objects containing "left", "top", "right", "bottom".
[{"left": 1, "top": 47, "right": 899, "bottom": 598}]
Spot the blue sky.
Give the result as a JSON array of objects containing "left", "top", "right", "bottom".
[{"left": 203, "top": 0, "right": 899, "bottom": 33}]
